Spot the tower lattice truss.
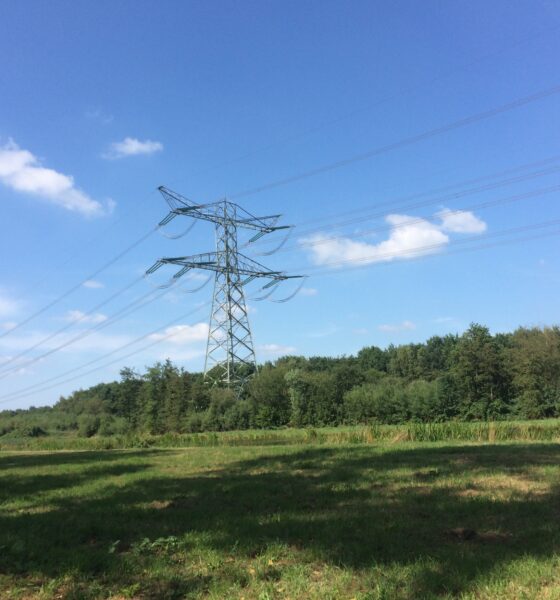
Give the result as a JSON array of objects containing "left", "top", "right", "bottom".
[{"left": 146, "top": 186, "right": 304, "bottom": 387}]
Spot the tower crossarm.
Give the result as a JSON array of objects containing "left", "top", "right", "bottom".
[
  {"left": 158, "top": 186, "right": 292, "bottom": 242},
  {"left": 157, "top": 186, "right": 220, "bottom": 226},
  {"left": 149, "top": 251, "right": 300, "bottom": 282}
]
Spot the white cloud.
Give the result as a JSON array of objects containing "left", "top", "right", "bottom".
[
  {"left": 149, "top": 323, "right": 209, "bottom": 345},
  {"left": 437, "top": 208, "right": 487, "bottom": 233},
  {"left": 378, "top": 320, "right": 416, "bottom": 332},
  {"left": 0, "top": 292, "right": 19, "bottom": 318},
  {"left": 0, "top": 321, "right": 17, "bottom": 331},
  {"left": 300, "top": 287, "right": 318, "bottom": 296},
  {"left": 258, "top": 343, "right": 297, "bottom": 355},
  {"left": 0, "top": 140, "right": 108, "bottom": 217},
  {"left": 434, "top": 316, "right": 455, "bottom": 324},
  {"left": 155, "top": 349, "right": 206, "bottom": 362},
  {"left": 307, "top": 324, "right": 339, "bottom": 338},
  {"left": 83, "top": 279, "right": 105, "bottom": 289},
  {"left": 63, "top": 310, "right": 107, "bottom": 324},
  {"left": 303, "top": 208, "right": 488, "bottom": 268},
  {"left": 104, "top": 137, "right": 163, "bottom": 159},
  {"left": 304, "top": 214, "right": 449, "bottom": 267},
  {"left": 0, "top": 353, "right": 31, "bottom": 378},
  {"left": 0, "top": 329, "right": 133, "bottom": 354}
]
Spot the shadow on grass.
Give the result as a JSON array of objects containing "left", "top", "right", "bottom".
[
  {"left": 0, "top": 449, "right": 162, "bottom": 470},
  {"left": 1, "top": 443, "right": 559, "bottom": 597}
]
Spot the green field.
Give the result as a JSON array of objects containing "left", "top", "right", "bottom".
[{"left": 1, "top": 439, "right": 560, "bottom": 599}]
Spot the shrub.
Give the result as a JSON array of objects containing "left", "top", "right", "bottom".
[
  {"left": 78, "top": 415, "right": 100, "bottom": 437},
  {"left": 343, "top": 378, "right": 408, "bottom": 424}
]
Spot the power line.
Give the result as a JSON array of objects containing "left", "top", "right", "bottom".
[
  {"left": 0, "top": 225, "right": 158, "bottom": 340},
  {"left": 0, "top": 302, "right": 211, "bottom": 405},
  {"left": 281, "top": 183, "right": 560, "bottom": 256},
  {"left": 253, "top": 154, "right": 560, "bottom": 237},
  {"left": 8, "top": 84, "right": 556, "bottom": 349},
  {"left": 258, "top": 169, "right": 560, "bottom": 254},
  {"left": 6, "top": 170, "right": 556, "bottom": 377},
  {"left": 8, "top": 161, "right": 544, "bottom": 377},
  {"left": 4, "top": 220, "right": 559, "bottom": 406},
  {"left": 8, "top": 188, "right": 159, "bottom": 304},
  {"left": 301, "top": 218, "right": 560, "bottom": 274},
  {"left": 0, "top": 282, "right": 170, "bottom": 379},
  {"left": 22, "top": 179, "right": 549, "bottom": 379},
  {"left": 231, "top": 84, "right": 560, "bottom": 199},
  {"left": 180, "top": 22, "right": 560, "bottom": 182},
  {"left": 0, "top": 276, "right": 144, "bottom": 373}
]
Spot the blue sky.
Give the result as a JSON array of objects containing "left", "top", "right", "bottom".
[{"left": 1, "top": 0, "right": 559, "bottom": 409}]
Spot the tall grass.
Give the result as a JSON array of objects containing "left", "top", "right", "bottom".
[{"left": 2, "top": 419, "right": 560, "bottom": 451}]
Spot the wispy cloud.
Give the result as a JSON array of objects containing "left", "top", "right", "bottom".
[
  {"left": 104, "top": 137, "right": 163, "bottom": 159},
  {"left": 0, "top": 353, "right": 32, "bottom": 377},
  {"left": 149, "top": 323, "right": 209, "bottom": 345},
  {"left": 258, "top": 343, "right": 297, "bottom": 355},
  {"left": 0, "top": 292, "right": 19, "bottom": 318},
  {"left": 0, "top": 329, "right": 133, "bottom": 354},
  {"left": 307, "top": 324, "right": 339, "bottom": 338},
  {"left": 83, "top": 279, "right": 105, "bottom": 289},
  {"left": 154, "top": 349, "right": 206, "bottom": 362},
  {"left": 63, "top": 310, "right": 107, "bottom": 324},
  {"left": 300, "top": 287, "right": 318, "bottom": 297},
  {"left": 0, "top": 140, "right": 110, "bottom": 217},
  {"left": 378, "top": 320, "right": 416, "bottom": 332},
  {"left": 436, "top": 208, "right": 487, "bottom": 233},
  {"left": 433, "top": 316, "right": 455, "bottom": 324}
]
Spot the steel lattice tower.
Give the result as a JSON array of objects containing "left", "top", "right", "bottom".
[{"left": 146, "top": 186, "right": 303, "bottom": 388}]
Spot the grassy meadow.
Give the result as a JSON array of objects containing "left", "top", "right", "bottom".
[{"left": 1, "top": 434, "right": 560, "bottom": 599}]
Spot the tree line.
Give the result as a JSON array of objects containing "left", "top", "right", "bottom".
[{"left": 1, "top": 324, "right": 559, "bottom": 438}]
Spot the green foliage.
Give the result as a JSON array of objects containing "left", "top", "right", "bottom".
[
  {"left": 97, "top": 415, "right": 130, "bottom": 436},
  {"left": 2, "top": 324, "right": 560, "bottom": 438},
  {"left": 343, "top": 377, "right": 409, "bottom": 424},
  {"left": 78, "top": 415, "right": 100, "bottom": 438},
  {"left": 452, "top": 324, "right": 512, "bottom": 419},
  {"left": 507, "top": 326, "right": 560, "bottom": 418},
  {"left": 248, "top": 365, "right": 291, "bottom": 427}
]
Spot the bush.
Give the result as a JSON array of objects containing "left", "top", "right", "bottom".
[
  {"left": 184, "top": 413, "right": 204, "bottom": 433},
  {"left": 13, "top": 425, "right": 47, "bottom": 438},
  {"left": 78, "top": 415, "right": 100, "bottom": 437},
  {"left": 223, "top": 399, "right": 252, "bottom": 430},
  {"left": 343, "top": 378, "right": 408, "bottom": 424},
  {"left": 98, "top": 415, "right": 130, "bottom": 436},
  {"left": 406, "top": 380, "right": 439, "bottom": 422}
]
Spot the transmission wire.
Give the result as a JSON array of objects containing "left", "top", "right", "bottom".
[{"left": 230, "top": 84, "right": 560, "bottom": 199}]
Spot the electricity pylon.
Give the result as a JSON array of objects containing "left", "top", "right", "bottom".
[{"left": 146, "top": 186, "right": 304, "bottom": 388}]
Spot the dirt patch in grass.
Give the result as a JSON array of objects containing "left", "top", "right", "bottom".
[
  {"left": 445, "top": 527, "right": 513, "bottom": 543},
  {"left": 457, "top": 475, "right": 551, "bottom": 499},
  {"left": 147, "top": 499, "right": 173, "bottom": 510}
]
